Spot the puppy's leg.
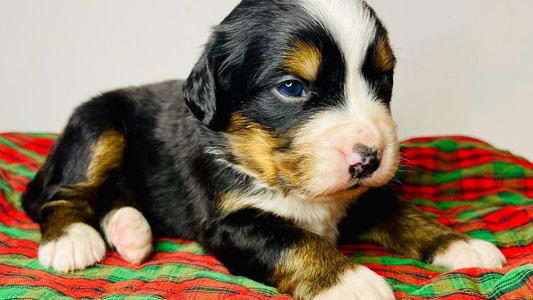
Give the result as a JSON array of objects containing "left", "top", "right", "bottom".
[
  {"left": 203, "top": 208, "right": 394, "bottom": 300},
  {"left": 339, "top": 187, "right": 506, "bottom": 270},
  {"left": 22, "top": 97, "right": 140, "bottom": 272},
  {"left": 35, "top": 129, "right": 125, "bottom": 272},
  {"left": 38, "top": 203, "right": 107, "bottom": 272}
]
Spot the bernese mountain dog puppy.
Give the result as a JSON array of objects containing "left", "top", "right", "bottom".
[{"left": 22, "top": 0, "right": 506, "bottom": 299}]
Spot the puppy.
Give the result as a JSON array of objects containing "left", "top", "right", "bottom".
[{"left": 22, "top": 0, "right": 506, "bottom": 299}]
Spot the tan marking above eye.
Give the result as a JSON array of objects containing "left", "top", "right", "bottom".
[
  {"left": 375, "top": 35, "right": 396, "bottom": 72},
  {"left": 284, "top": 40, "right": 322, "bottom": 82}
]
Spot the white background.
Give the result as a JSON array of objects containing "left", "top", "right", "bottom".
[{"left": 1, "top": 0, "right": 531, "bottom": 160}]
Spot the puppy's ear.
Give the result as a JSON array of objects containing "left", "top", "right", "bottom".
[{"left": 183, "top": 46, "right": 220, "bottom": 129}]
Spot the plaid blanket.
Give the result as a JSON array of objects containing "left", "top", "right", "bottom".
[{"left": 0, "top": 132, "right": 531, "bottom": 299}]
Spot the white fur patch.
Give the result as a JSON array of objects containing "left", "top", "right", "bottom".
[
  {"left": 39, "top": 223, "right": 106, "bottom": 272},
  {"left": 221, "top": 189, "right": 361, "bottom": 244},
  {"left": 432, "top": 239, "right": 506, "bottom": 270},
  {"left": 313, "top": 266, "right": 395, "bottom": 300},
  {"left": 300, "top": 0, "right": 379, "bottom": 110},
  {"left": 101, "top": 207, "right": 153, "bottom": 264}
]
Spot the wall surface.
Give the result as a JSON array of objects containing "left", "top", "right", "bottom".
[
  {"left": 368, "top": 0, "right": 532, "bottom": 160},
  {"left": 1, "top": 0, "right": 531, "bottom": 160}
]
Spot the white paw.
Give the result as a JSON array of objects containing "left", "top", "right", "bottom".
[
  {"left": 432, "top": 239, "right": 506, "bottom": 270},
  {"left": 39, "top": 223, "right": 106, "bottom": 272},
  {"left": 102, "top": 207, "right": 153, "bottom": 264},
  {"left": 313, "top": 266, "right": 395, "bottom": 300}
]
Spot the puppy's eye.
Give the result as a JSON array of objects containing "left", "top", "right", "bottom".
[{"left": 277, "top": 80, "right": 306, "bottom": 98}]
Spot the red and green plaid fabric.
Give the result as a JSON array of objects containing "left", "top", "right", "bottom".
[{"left": 0, "top": 132, "right": 532, "bottom": 299}]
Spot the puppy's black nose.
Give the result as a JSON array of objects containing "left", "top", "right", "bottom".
[{"left": 348, "top": 145, "right": 380, "bottom": 179}]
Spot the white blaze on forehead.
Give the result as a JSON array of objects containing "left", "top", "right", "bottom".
[{"left": 299, "top": 0, "right": 379, "bottom": 108}]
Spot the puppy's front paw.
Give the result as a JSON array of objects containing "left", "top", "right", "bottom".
[
  {"left": 103, "top": 207, "right": 153, "bottom": 264},
  {"left": 313, "top": 266, "right": 395, "bottom": 300},
  {"left": 432, "top": 239, "right": 506, "bottom": 270},
  {"left": 39, "top": 223, "right": 106, "bottom": 272}
]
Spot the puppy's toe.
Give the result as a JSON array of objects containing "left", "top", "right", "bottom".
[
  {"left": 103, "top": 207, "right": 153, "bottom": 264},
  {"left": 313, "top": 266, "right": 395, "bottom": 300},
  {"left": 432, "top": 239, "right": 506, "bottom": 270},
  {"left": 39, "top": 223, "right": 106, "bottom": 272}
]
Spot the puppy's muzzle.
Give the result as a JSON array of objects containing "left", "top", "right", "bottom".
[{"left": 347, "top": 144, "right": 381, "bottom": 179}]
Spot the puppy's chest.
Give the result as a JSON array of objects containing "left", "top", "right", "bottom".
[{"left": 230, "top": 192, "right": 351, "bottom": 244}]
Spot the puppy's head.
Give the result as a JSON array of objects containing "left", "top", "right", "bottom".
[{"left": 184, "top": 0, "right": 399, "bottom": 199}]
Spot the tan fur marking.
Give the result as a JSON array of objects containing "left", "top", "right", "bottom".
[
  {"left": 284, "top": 40, "right": 322, "bottom": 81},
  {"left": 226, "top": 113, "right": 318, "bottom": 194},
  {"left": 40, "top": 200, "right": 75, "bottom": 210},
  {"left": 226, "top": 113, "right": 284, "bottom": 187},
  {"left": 59, "top": 130, "right": 125, "bottom": 198},
  {"left": 218, "top": 192, "right": 248, "bottom": 215},
  {"left": 40, "top": 130, "right": 126, "bottom": 241},
  {"left": 226, "top": 113, "right": 373, "bottom": 198},
  {"left": 40, "top": 201, "right": 96, "bottom": 242},
  {"left": 87, "top": 130, "right": 125, "bottom": 186},
  {"left": 375, "top": 35, "right": 396, "bottom": 72},
  {"left": 358, "top": 201, "right": 468, "bottom": 262},
  {"left": 270, "top": 232, "right": 355, "bottom": 299}
]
